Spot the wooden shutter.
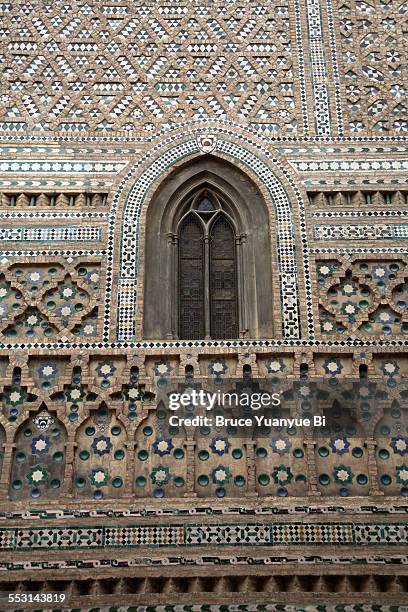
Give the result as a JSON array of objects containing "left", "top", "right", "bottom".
[
  {"left": 178, "top": 214, "right": 205, "bottom": 339},
  {"left": 209, "top": 215, "right": 238, "bottom": 338}
]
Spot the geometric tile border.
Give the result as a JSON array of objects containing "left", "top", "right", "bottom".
[
  {"left": 0, "top": 160, "right": 127, "bottom": 174},
  {"left": 0, "top": 226, "right": 102, "bottom": 242},
  {"left": 313, "top": 211, "right": 408, "bottom": 219},
  {"left": 324, "top": 0, "right": 345, "bottom": 134},
  {"left": 2, "top": 553, "right": 408, "bottom": 572},
  {"left": 293, "top": 0, "right": 309, "bottom": 134},
  {"left": 0, "top": 179, "right": 114, "bottom": 189},
  {"left": 305, "top": 0, "right": 332, "bottom": 136},
  {"left": 1, "top": 522, "right": 407, "bottom": 551},
  {"left": 311, "top": 246, "right": 408, "bottom": 255},
  {"left": 291, "top": 159, "right": 408, "bottom": 173},
  {"left": 0, "top": 606, "right": 404, "bottom": 612},
  {"left": 0, "top": 212, "right": 109, "bottom": 221},
  {"left": 313, "top": 224, "right": 408, "bottom": 240},
  {"left": 1, "top": 503, "right": 407, "bottom": 520},
  {"left": 0, "top": 249, "right": 106, "bottom": 259}
]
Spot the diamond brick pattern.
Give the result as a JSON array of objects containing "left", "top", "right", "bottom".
[{"left": 0, "top": 0, "right": 299, "bottom": 135}]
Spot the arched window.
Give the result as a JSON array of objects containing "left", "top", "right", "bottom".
[
  {"left": 178, "top": 191, "right": 238, "bottom": 339},
  {"left": 143, "top": 156, "right": 273, "bottom": 340}
]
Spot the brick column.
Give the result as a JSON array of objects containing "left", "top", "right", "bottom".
[
  {"left": 245, "top": 441, "right": 258, "bottom": 496},
  {"left": 60, "top": 435, "right": 76, "bottom": 497},
  {"left": 304, "top": 440, "right": 321, "bottom": 496},
  {"left": 0, "top": 443, "right": 14, "bottom": 499},
  {"left": 124, "top": 440, "right": 136, "bottom": 495},
  {"left": 366, "top": 438, "right": 384, "bottom": 496},
  {"left": 184, "top": 440, "right": 197, "bottom": 497}
]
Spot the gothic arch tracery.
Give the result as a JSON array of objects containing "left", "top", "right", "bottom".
[{"left": 177, "top": 188, "right": 239, "bottom": 340}]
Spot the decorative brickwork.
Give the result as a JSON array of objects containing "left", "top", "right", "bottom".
[
  {"left": 0, "top": 0, "right": 300, "bottom": 136},
  {"left": 335, "top": 0, "right": 408, "bottom": 135},
  {"left": 0, "top": 257, "right": 103, "bottom": 342},
  {"left": 0, "top": 0, "right": 407, "bottom": 607}
]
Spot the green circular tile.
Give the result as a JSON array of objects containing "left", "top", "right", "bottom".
[
  {"left": 319, "top": 473, "right": 330, "bottom": 486},
  {"left": 197, "top": 474, "right": 209, "bottom": 486},
  {"left": 174, "top": 476, "right": 185, "bottom": 487},
  {"left": 85, "top": 426, "right": 95, "bottom": 436},
  {"left": 293, "top": 448, "right": 304, "bottom": 458},
  {"left": 379, "top": 449, "right": 390, "bottom": 460},
  {"left": 75, "top": 477, "right": 86, "bottom": 488},
  {"left": 258, "top": 473, "right": 270, "bottom": 486},
  {"left": 232, "top": 448, "right": 243, "bottom": 459},
  {"left": 198, "top": 450, "right": 209, "bottom": 461},
  {"left": 16, "top": 452, "right": 26, "bottom": 462},
  {"left": 356, "top": 474, "right": 368, "bottom": 485},
  {"left": 137, "top": 450, "right": 148, "bottom": 461},
  {"left": 112, "top": 477, "right": 123, "bottom": 488},
  {"left": 380, "top": 474, "right": 392, "bottom": 486},
  {"left": 256, "top": 447, "right": 267, "bottom": 458},
  {"left": 51, "top": 478, "right": 61, "bottom": 489},
  {"left": 12, "top": 479, "right": 22, "bottom": 490},
  {"left": 318, "top": 446, "right": 329, "bottom": 457},
  {"left": 143, "top": 426, "right": 153, "bottom": 436},
  {"left": 114, "top": 449, "right": 125, "bottom": 460},
  {"left": 23, "top": 428, "right": 32, "bottom": 437},
  {"left": 135, "top": 476, "right": 146, "bottom": 487},
  {"left": 234, "top": 475, "right": 246, "bottom": 487},
  {"left": 79, "top": 450, "right": 89, "bottom": 460},
  {"left": 53, "top": 451, "right": 63, "bottom": 462},
  {"left": 173, "top": 448, "right": 184, "bottom": 459},
  {"left": 111, "top": 425, "right": 121, "bottom": 436},
  {"left": 352, "top": 447, "right": 364, "bottom": 458}
]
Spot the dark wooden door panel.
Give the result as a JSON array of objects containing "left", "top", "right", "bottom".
[
  {"left": 179, "top": 215, "right": 205, "bottom": 339},
  {"left": 210, "top": 216, "right": 238, "bottom": 339}
]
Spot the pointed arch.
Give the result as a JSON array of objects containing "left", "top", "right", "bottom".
[
  {"left": 73, "top": 403, "right": 128, "bottom": 500},
  {"left": 143, "top": 157, "right": 273, "bottom": 340},
  {"left": 111, "top": 131, "right": 311, "bottom": 342},
  {"left": 9, "top": 406, "right": 67, "bottom": 501}
]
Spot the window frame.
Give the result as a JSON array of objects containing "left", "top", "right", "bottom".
[{"left": 176, "top": 190, "right": 240, "bottom": 340}]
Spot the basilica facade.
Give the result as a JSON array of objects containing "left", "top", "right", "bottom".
[{"left": 0, "top": 0, "right": 407, "bottom": 609}]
